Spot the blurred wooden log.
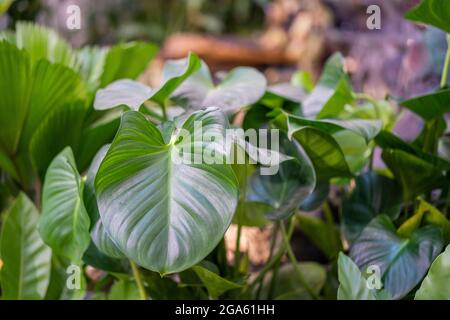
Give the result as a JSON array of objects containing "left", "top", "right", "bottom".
[{"left": 162, "top": 33, "right": 295, "bottom": 69}]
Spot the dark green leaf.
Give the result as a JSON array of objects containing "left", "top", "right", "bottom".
[
  {"left": 415, "top": 244, "right": 450, "bottom": 299},
  {"left": 350, "top": 215, "right": 443, "bottom": 299}
]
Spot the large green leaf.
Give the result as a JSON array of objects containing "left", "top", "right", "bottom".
[
  {"left": 95, "top": 108, "right": 239, "bottom": 274},
  {"left": 401, "top": 89, "right": 450, "bottom": 121},
  {"left": 292, "top": 127, "right": 352, "bottom": 181},
  {"left": 247, "top": 135, "right": 316, "bottom": 220},
  {"left": 40, "top": 147, "right": 91, "bottom": 263},
  {"left": 0, "top": 193, "right": 51, "bottom": 300},
  {"left": 337, "top": 253, "right": 376, "bottom": 300},
  {"left": 303, "top": 53, "right": 353, "bottom": 118},
  {"left": 350, "top": 215, "right": 443, "bottom": 299},
  {"left": 100, "top": 41, "right": 158, "bottom": 88},
  {"left": 343, "top": 172, "right": 403, "bottom": 243},
  {"left": 0, "top": 41, "right": 32, "bottom": 155},
  {"left": 170, "top": 60, "right": 267, "bottom": 113},
  {"left": 405, "top": 0, "right": 450, "bottom": 34},
  {"left": 415, "top": 244, "right": 450, "bottom": 299}
]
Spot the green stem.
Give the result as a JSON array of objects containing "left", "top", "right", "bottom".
[
  {"left": 161, "top": 99, "right": 168, "bottom": 121},
  {"left": 440, "top": 35, "right": 450, "bottom": 89},
  {"left": 130, "top": 261, "right": 148, "bottom": 300},
  {"left": 280, "top": 222, "right": 319, "bottom": 300},
  {"left": 234, "top": 222, "right": 242, "bottom": 275}
]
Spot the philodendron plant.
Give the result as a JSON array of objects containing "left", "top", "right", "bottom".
[{"left": 0, "top": 0, "right": 450, "bottom": 301}]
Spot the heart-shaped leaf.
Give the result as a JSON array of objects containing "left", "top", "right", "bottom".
[
  {"left": 415, "top": 244, "right": 450, "bottom": 300},
  {"left": 343, "top": 172, "right": 403, "bottom": 243},
  {"left": 405, "top": 0, "right": 450, "bottom": 34},
  {"left": 95, "top": 108, "right": 239, "bottom": 274},
  {"left": 0, "top": 193, "right": 52, "bottom": 300},
  {"left": 40, "top": 147, "right": 91, "bottom": 263},
  {"left": 170, "top": 60, "right": 266, "bottom": 113},
  {"left": 350, "top": 215, "right": 443, "bottom": 299}
]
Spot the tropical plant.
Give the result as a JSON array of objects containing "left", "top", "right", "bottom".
[{"left": 0, "top": 0, "right": 449, "bottom": 301}]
